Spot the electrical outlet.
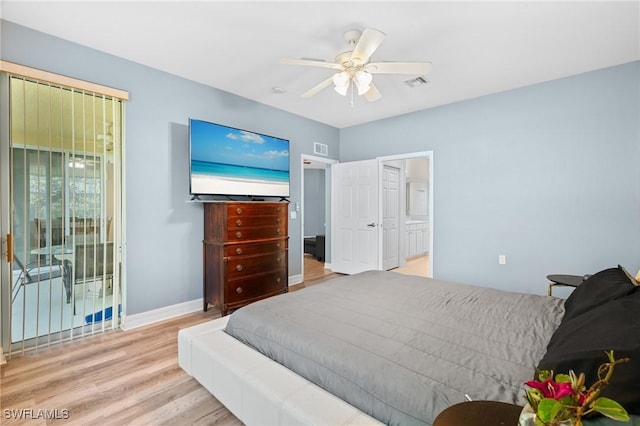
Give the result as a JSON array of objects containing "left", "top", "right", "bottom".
[{"left": 498, "top": 255, "right": 506, "bottom": 265}]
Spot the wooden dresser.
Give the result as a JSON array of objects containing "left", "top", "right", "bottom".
[{"left": 203, "top": 201, "right": 288, "bottom": 315}]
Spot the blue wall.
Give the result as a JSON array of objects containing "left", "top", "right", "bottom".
[
  {"left": 341, "top": 61, "right": 640, "bottom": 294},
  {"left": 304, "top": 169, "right": 326, "bottom": 237},
  {"left": 1, "top": 20, "right": 340, "bottom": 314},
  {"left": 2, "top": 19, "right": 639, "bottom": 314}
]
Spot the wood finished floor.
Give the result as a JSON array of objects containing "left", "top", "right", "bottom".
[
  {"left": 0, "top": 270, "right": 343, "bottom": 426},
  {"left": 0, "top": 260, "right": 428, "bottom": 425},
  {"left": 0, "top": 310, "right": 243, "bottom": 426},
  {"left": 391, "top": 255, "right": 430, "bottom": 277}
]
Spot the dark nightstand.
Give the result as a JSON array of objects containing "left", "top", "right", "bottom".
[
  {"left": 547, "top": 274, "right": 587, "bottom": 296},
  {"left": 433, "top": 401, "right": 523, "bottom": 426}
]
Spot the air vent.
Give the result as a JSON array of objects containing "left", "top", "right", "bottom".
[
  {"left": 314, "top": 142, "right": 328, "bottom": 156},
  {"left": 404, "top": 75, "right": 430, "bottom": 88}
]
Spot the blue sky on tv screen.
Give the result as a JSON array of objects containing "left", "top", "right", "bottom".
[{"left": 191, "top": 120, "right": 289, "bottom": 172}]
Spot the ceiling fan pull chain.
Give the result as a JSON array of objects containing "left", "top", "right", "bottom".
[{"left": 350, "top": 81, "right": 355, "bottom": 108}]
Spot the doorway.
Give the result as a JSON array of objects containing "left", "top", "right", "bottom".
[
  {"left": 300, "top": 154, "right": 337, "bottom": 282},
  {"left": 381, "top": 152, "right": 432, "bottom": 278},
  {"left": 330, "top": 152, "right": 433, "bottom": 277},
  {"left": 1, "top": 66, "right": 126, "bottom": 357}
]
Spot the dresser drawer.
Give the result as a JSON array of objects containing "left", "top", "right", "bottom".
[
  {"left": 224, "top": 240, "right": 287, "bottom": 257},
  {"left": 226, "top": 252, "right": 286, "bottom": 279},
  {"left": 226, "top": 270, "right": 287, "bottom": 303},
  {"left": 226, "top": 214, "right": 284, "bottom": 229},
  {"left": 228, "top": 203, "right": 286, "bottom": 218},
  {"left": 226, "top": 226, "right": 285, "bottom": 242}
]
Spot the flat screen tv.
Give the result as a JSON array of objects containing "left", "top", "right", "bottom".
[{"left": 189, "top": 118, "right": 290, "bottom": 198}]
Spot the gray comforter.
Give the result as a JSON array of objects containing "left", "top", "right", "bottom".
[{"left": 224, "top": 270, "right": 565, "bottom": 425}]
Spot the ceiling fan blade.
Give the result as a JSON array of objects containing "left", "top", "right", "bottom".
[
  {"left": 365, "top": 61, "right": 432, "bottom": 75},
  {"left": 301, "top": 76, "right": 335, "bottom": 98},
  {"left": 282, "top": 58, "right": 343, "bottom": 70},
  {"left": 351, "top": 28, "right": 386, "bottom": 63},
  {"left": 363, "top": 82, "right": 382, "bottom": 102}
]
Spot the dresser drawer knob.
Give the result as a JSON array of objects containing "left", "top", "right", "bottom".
[
  {"left": 276, "top": 277, "right": 281, "bottom": 284},
  {"left": 235, "top": 219, "right": 243, "bottom": 226},
  {"left": 235, "top": 247, "right": 243, "bottom": 255},
  {"left": 236, "top": 207, "right": 243, "bottom": 215},
  {"left": 276, "top": 242, "right": 281, "bottom": 248},
  {"left": 276, "top": 228, "right": 281, "bottom": 234},
  {"left": 235, "top": 231, "right": 243, "bottom": 239},
  {"left": 235, "top": 264, "right": 243, "bottom": 272},
  {"left": 276, "top": 217, "right": 281, "bottom": 223},
  {"left": 236, "top": 287, "right": 243, "bottom": 294},
  {"left": 276, "top": 257, "right": 281, "bottom": 264}
]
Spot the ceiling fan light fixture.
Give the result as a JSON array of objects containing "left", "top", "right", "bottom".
[
  {"left": 334, "top": 84, "right": 349, "bottom": 96},
  {"left": 333, "top": 71, "right": 350, "bottom": 96},
  {"left": 284, "top": 27, "right": 432, "bottom": 103},
  {"left": 354, "top": 70, "right": 373, "bottom": 95}
]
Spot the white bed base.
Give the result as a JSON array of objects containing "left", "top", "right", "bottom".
[{"left": 178, "top": 317, "right": 382, "bottom": 425}]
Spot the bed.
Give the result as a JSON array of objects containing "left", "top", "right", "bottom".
[{"left": 178, "top": 267, "right": 640, "bottom": 425}]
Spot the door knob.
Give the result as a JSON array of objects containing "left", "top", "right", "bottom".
[{"left": 367, "top": 223, "right": 376, "bottom": 227}]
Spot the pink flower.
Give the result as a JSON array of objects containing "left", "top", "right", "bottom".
[
  {"left": 523, "top": 352, "right": 630, "bottom": 425},
  {"left": 525, "top": 378, "right": 575, "bottom": 400}
]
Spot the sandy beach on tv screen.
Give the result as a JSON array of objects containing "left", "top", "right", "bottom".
[{"left": 192, "top": 174, "right": 288, "bottom": 196}]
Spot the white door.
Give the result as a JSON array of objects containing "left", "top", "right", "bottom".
[
  {"left": 382, "top": 165, "right": 400, "bottom": 270},
  {"left": 331, "top": 159, "right": 380, "bottom": 275}
]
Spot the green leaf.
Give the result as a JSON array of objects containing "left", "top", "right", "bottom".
[
  {"left": 555, "top": 373, "right": 572, "bottom": 383},
  {"left": 538, "top": 370, "right": 553, "bottom": 381},
  {"left": 592, "top": 397, "right": 630, "bottom": 422},
  {"left": 526, "top": 389, "right": 543, "bottom": 405},
  {"left": 538, "top": 398, "right": 562, "bottom": 423}
]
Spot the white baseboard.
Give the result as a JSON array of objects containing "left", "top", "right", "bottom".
[
  {"left": 289, "top": 274, "right": 303, "bottom": 286},
  {"left": 121, "top": 273, "right": 304, "bottom": 330},
  {"left": 120, "top": 298, "right": 202, "bottom": 331}
]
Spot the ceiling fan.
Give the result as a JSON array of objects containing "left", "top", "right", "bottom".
[
  {"left": 283, "top": 28, "right": 432, "bottom": 103},
  {"left": 97, "top": 122, "right": 114, "bottom": 152}
]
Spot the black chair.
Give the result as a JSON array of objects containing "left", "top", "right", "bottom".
[
  {"left": 63, "top": 242, "right": 114, "bottom": 314},
  {"left": 304, "top": 235, "right": 325, "bottom": 261},
  {"left": 12, "top": 255, "right": 62, "bottom": 303}
]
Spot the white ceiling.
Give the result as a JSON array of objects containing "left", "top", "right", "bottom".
[{"left": 2, "top": 1, "right": 639, "bottom": 129}]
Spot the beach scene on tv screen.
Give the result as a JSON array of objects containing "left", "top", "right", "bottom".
[{"left": 191, "top": 120, "right": 290, "bottom": 196}]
